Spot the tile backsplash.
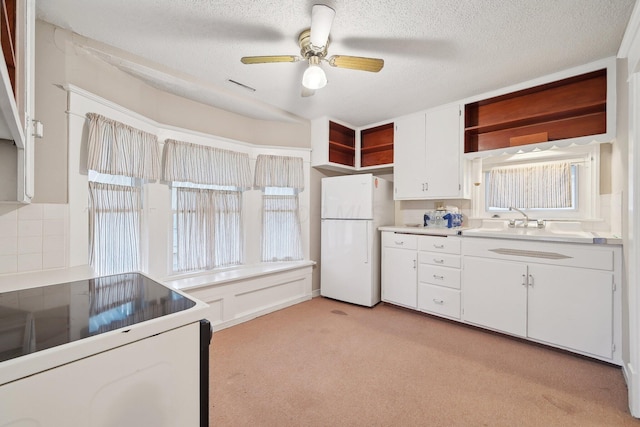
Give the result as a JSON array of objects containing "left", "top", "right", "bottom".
[{"left": 0, "top": 204, "right": 68, "bottom": 275}]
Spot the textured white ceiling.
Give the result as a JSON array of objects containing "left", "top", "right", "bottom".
[{"left": 36, "top": 0, "right": 636, "bottom": 126}]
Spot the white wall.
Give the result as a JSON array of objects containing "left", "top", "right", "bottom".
[{"left": 0, "top": 21, "right": 320, "bottom": 289}]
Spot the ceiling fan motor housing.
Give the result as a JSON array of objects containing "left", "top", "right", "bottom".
[{"left": 299, "top": 29, "right": 328, "bottom": 59}]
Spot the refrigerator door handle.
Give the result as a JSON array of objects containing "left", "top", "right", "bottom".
[{"left": 364, "top": 221, "right": 370, "bottom": 264}]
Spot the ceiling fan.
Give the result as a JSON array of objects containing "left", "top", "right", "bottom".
[{"left": 240, "top": 4, "right": 384, "bottom": 96}]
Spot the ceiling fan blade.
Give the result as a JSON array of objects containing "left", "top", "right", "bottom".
[
  {"left": 241, "top": 55, "right": 301, "bottom": 64},
  {"left": 310, "top": 4, "right": 335, "bottom": 49},
  {"left": 327, "top": 55, "right": 384, "bottom": 72}
]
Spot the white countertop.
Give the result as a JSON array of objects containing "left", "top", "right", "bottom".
[{"left": 379, "top": 225, "right": 622, "bottom": 245}]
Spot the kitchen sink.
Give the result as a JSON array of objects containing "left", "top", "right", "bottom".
[{"left": 462, "top": 221, "right": 599, "bottom": 243}]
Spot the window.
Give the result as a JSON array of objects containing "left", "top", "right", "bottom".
[
  {"left": 254, "top": 155, "right": 305, "bottom": 262},
  {"left": 85, "top": 113, "right": 160, "bottom": 275},
  {"left": 163, "top": 139, "right": 252, "bottom": 273},
  {"left": 172, "top": 183, "right": 243, "bottom": 272},
  {"left": 480, "top": 146, "right": 598, "bottom": 219},
  {"left": 486, "top": 162, "right": 576, "bottom": 211},
  {"left": 261, "top": 187, "right": 303, "bottom": 262},
  {"left": 88, "top": 173, "right": 142, "bottom": 275}
]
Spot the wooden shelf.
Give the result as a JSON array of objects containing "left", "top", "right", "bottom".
[
  {"left": 361, "top": 123, "right": 394, "bottom": 167},
  {"left": 464, "top": 69, "right": 607, "bottom": 153},
  {"left": 464, "top": 101, "right": 606, "bottom": 135},
  {"left": 361, "top": 143, "right": 394, "bottom": 154},
  {"left": 328, "top": 121, "right": 355, "bottom": 166},
  {"left": 329, "top": 140, "right": 356, "bottom": 154}
]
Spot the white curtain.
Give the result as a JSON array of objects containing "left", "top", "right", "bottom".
[
  {"left": 163, "top": 139, "right": 252, "bottom": 188},
  {"left": 87, "top": 113, "right": 160, "bottom": 180},
  {"left": 488, "top": 162, "right": 572, "bottom": 209},
  {"left": 254, "top": 155, "right": 305, "bottom": 262},
  {"left": 88, "top": 182, "right": 142, "bottom": 275},
  {"left": 165, "top": 140, "right": 250, "bottom": 272},
  {"left": 254, "top": 154, "right": 305, "bottom": 191},
  {"left": 261, "top": 195, "right": 303, "bottom": 262},
  {"left": 174, "top": 188, "right": 243, "bottom": 271}
]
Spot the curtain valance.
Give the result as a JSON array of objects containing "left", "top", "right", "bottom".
[
  {"left": 87, "top": 113, "right": 161, "bottom": 180},
  {"left": 254, "top": 154, "right": 305, "bottom": 191},
  {"left": 487, "top": 162, "right": 572, "bottom": 209},
  {"left": 163, "top": 139, "right": 252, "bottom": 188}
]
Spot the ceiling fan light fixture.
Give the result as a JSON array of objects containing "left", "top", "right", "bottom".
[{"left": 302, "top": 56, "right": 327, "bottom": 90}]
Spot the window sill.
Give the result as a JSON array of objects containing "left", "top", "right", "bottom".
[{"left": 162, "top": 260, "right": 315, "bottom": 291}]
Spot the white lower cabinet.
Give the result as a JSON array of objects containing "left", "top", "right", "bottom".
[
  {"left": 380, "top": 230, "right": 622, "bottom": 365},
  {"left": 462, "top": 237, "right": 621, "bottom": 364},
  {"left": 381, "top": 232, "right": 417, "bottom": 308},
  {"left": 526, "top": 264, "right": 613, "bottom": 359},
  {"left": 462, "top": 256, "right": 527, "bottom": 336},
  {"left": 417, "top": 236, "right": 462, "bottom": 319}
]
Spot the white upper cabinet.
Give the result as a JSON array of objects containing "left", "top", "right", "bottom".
[
  {"left": 0, "top": 0, "right": 35, "bottom": 203},
  {"left": 393, "top": 103, "right": 465, "bottom": 200},
  {"left": 393, "top": 111, "right": 425, "bottom": 199}
]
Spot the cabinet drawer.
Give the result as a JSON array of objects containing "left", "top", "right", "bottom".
[
  {"left": 418, "top": 252, "right": 461, "bottom": 268},
  {"left": 418, "top": 265, "right": 461, "bottom": 289},
  {"left": 383, "top": 232, "right": 418, "bottom": 250},
  {"left": 418, "top": 235, "right": 461, "bottom": 254},
  {"left": 418, "top": 283, "right": 461, "bottom": 319}
]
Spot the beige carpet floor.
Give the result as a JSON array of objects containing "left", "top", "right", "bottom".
[{"left": 209, "top": 296, "right": 640, "bottom": 426}]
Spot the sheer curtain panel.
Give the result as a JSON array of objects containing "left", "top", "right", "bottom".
[
  {"left": 88, "top": 182, "right": 142, "bottom": 275},
  {"left": 261, "top": 195, "right": 303, "bottom": 262},
  {"left": 488, "top": 162, "right": 572, "bottom": 209},
  {"left": 164, "top": 139, "right": 250, "bottom": 272},
  {"left": 174, "top": 188, "right": 243, "bottom": 271},
  {"left": 254, "top": 155, "right": 304, "bottom": 262}
]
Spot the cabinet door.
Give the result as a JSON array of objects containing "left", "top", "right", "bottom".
[
  {"left": 382, "top": 247, "right": 417, "bottom": 308},
  {"left": 527, "top": 264, "right": 614, "bottom": 359},
  {"left": 424, "top": 104, "right": 461, "bottom": 198},
  {"left": 393, "top": 112, "right": 426, "bottom": 199},
  {"left": 462, "top": 256, "right": 527, "bottom": 337}
]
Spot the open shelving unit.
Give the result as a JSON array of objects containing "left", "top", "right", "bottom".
[
  {"left": 464, "top": 69, "right": 607, "bottom": 153},
  {"left": 328, "top": 121, "right": 356, "bottom": 167},
  {"left": 0, "top": 0, "right": 15, "bottom": 96},
  {"left": 360, "top": 122, "right": 393, "bottom": 167}
]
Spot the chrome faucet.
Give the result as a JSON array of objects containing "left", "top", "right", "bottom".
[
  {"left": 508, "top": 207, "right": 545, "bottom": 228},
  {"left": 508, "top": 207, "right": 528, "bottom": 227}
]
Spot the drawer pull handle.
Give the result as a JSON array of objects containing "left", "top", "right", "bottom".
[
  {"left": 433, "top": 244, "right": 444, "bottom": 249},
  {"left": 395, "top": 241, "right": 404, "bottom": 245},
  {"left": 522, "top": 274, "right": 527, "bottom": 287},
  {"left": 528, "top": 274, "right": 534, "bottom": 287},
  {"left": 433, "top": 274, "right": 444, "bottom": 280},
  {"left": 433, "top": 298, "right": 444, "bottom": 305},
  {"left": 434, "top": 258, "right": 444, "bottom": 264}
]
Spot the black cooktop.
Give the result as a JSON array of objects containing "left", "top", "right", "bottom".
[{"left": 0, "top": 272, "right": 196, "bottom": 363}]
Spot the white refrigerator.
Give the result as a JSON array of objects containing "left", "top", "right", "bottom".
[{"left": 320, "top": 174, "right": 394, "bottom": 307}]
